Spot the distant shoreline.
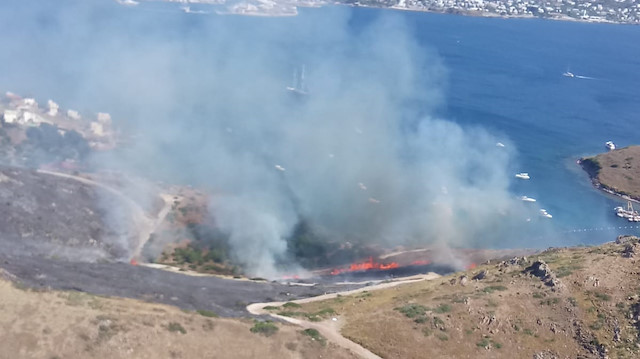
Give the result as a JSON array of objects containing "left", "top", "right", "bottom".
[
  {"left": 133, "top": 1, "right": 639, "bottom": 24},
  {"left": 578, "top": 148, "right": 640, "bottom": 204},
  {"left": 351, "top": 4, "right": 624, "bottom": 25}
]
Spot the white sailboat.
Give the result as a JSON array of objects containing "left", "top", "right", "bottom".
[{"left": 286, "top": 65, "right": 309, "bottom": 96}]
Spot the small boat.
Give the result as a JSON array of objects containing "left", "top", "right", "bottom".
[
  {"left": 540, "top": 209, "right": 552, "bottom": 218},
  {"left": 615, "top": 201, "right": 639, "bottom": 221},
  {"left": 496, "top": 142, "right": 505, "bottom": 148},
  {"left": 286, "top": 65, "right": 309, "bottom": 96},
  {"left": 520, "top": 196, "right": 537, "bottom": 202},
  {"left": 605, "top": 141, "right": 616, "bottom": 151},
  {"left": 515, "top": 173, "right": 530, "bottom": 180},
  {"left": 563, "top": 71, "right": 575, "bottom": 78}
]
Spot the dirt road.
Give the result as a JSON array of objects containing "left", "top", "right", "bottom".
[{"left": 247, "top": 273, "right": 440, "bottom": 359}]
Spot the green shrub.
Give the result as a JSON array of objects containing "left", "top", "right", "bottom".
[
  {"left": 483, "top": 285, "right": 508, "bottom": 294},
  {"left": 168, "top": 322, "right": 186, "bottom": 334},
  {"left": 250, "top": 320, "right": 278, "bottom": 337},
  {"left": 196, "top": 309, "right": 218, "bottom": 318},
  {"left": 414, "top": 316, "right": 427, "bottom": 324},
  {"left": 282, "top": 302, "right": 302, "bottom": 309},
  {"left": 593, "top": 292, "right": 611, "bottom": 301},
  {"left": 301, "top": 328, "right": 326, "bottom": 345},
  {"left": 395, "top": 304, "right": 428, "bottom": 318},
  {"left": 434, "top": 304, "right": 452, "bottom": 313}
]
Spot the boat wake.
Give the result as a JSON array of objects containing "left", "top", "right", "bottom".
[{"left": 574, "top": 75, "right": 596, "bottom": 80}]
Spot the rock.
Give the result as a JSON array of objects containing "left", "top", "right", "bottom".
[
  {"left": 616, "top": 235, "right": 639, "bottom": 245},
  {"left": 532, "top": 350, "right": 558, "bottom": 359},
  {"left": 472, "top": 270, "right": 488, "bottom": 281},
  {"left": 459, "top": 275, "right": 468, "bottom": 286},
  {"left": 623, "top": 243, "right": 638, "bottom": 258},
  {"left": 524, "top": 260, "right": 564, "bottom": 291}
]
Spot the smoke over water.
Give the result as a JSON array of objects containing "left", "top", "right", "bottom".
[{"left": 0, "top": 1, "right": 539, "bottom": 277}]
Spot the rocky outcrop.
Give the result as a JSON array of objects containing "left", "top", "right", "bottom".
[
  {"left": 532, "top": 350, "right": 559, "bottom": 359},
  {"left": 524, "top": 260, "right": 563, "bottom": 291},
  {"left": 472, "top": 270, "right": 488, "bottom": 280}
]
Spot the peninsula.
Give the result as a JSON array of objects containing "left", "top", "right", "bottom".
[{"left": 580, "top": 145, "right": 640, "bottom": 202}]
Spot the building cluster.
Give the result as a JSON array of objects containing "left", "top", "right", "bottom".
[
  {"left": 1, "top": 92, "right": 116, "bottom": 149},
  {"left": 366, "top": 0, "right": 640, "bottom": 23}
]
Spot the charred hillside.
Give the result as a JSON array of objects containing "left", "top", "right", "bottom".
[{"left": 0, "top": 166, "right": 136, "bottom": 261}]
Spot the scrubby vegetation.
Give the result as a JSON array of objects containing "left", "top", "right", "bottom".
[
  {"left": 167, "top": 322, "right": 186, "bottom": 334},
  {"left": 250, "top": 320, "right": 279, "bottom": 337},
  {"left": 301, "top": 328, "right": 326, "bottom": 345},
  {"left": 196, "top": 309, "right": 218, "bottom": 318}
]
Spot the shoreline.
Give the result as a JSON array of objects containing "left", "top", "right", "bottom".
[
  {"left": 577, "top": 158, "right": 640, "bottom": 204},
  {"left": 130, "top": 1, "right": 639, "bottom": 24}
]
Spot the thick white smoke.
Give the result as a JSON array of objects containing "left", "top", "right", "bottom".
[{"left": 0, "top": 1, "right": 532, "bottom": 276}]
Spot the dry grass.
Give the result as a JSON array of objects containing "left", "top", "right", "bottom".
[
  {"left": 297, "top": 242, "right": 640, "bottom": 358},
  {"left": 0, "top": 277, "right": 357, "bottom": 359}
]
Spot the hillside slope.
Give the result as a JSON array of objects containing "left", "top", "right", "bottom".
[
  {"left": 0, "top": 273, "right": 356, "bottom": 359},
  {"left": 283, "top": 236, "right": 640, "bottom": 359}
]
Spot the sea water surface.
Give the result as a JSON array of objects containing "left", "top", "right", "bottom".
[{"left": 1, "top": 1, "right": 639, "bottom": 247}]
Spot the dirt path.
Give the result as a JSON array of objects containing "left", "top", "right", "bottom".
[
  {"left": 36, "top": 169, "right": 170, "bottom": 260},
  {"left": 247, "top": 273, "right": 440, "bottom": 359},
  {"left": 131, "top": 193, "right": 175, "bottom": 259}
]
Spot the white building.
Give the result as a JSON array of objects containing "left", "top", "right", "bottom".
[
  {"left": 97, "top": 112, "right": 112, "bottom": 124},
  {"left": 67, "top": 109, "right": 81, "bottom": 120},
  {"left": 90, "top": 121, "right": 104, "bottom": 136},
  {"left": 3, "top": 110, "right": 18, "bottom": 124},
  {"left": 23, "top": 111, "right": 49, "bottom": 126},
  {"left": 20, "top": 98, "right": 38, "bottom": 110},
  {"left": 47, "top": 100, "right": 59, "bottom": 116}
]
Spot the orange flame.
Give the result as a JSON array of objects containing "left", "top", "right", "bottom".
[
  {"left": 330, "top": 257, "right": 399, "bottom": 275},
  {"left": 130, "top": 258, "right": 138, "bottom": 266},
  {"left": 466, "top": 262, "right": 477, "bottom": 270}
]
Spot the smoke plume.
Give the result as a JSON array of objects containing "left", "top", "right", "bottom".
[{"left": 0, "top": 0, "right": 535, "bottom": 276}]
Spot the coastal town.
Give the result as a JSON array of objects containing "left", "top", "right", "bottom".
[
  {"left": 0, "top": 92, "right": 117, "bottom": 168},
  {"left": 359, "top": 0, "right": 640, "bottom": 23},
  {"left": 139, "top": 0, "right": 640, "bottom": 23}
]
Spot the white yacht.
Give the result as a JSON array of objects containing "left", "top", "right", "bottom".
[
  {"left": 605, "top": 141, "right": 616, "bottom": 151},
  {"left": 563, "top": 71, "right": 575, "bottom": 78},
  {"left": 286, "top": 65, "right": 309, "bottom": 96},
  {"left": 540, "top": 209, "right": 553, "bottom": 218},
  {"left": 515, "top": 172, "right": 530, "bottom": 180},
  {"left": 520, "top": 196, "right": 537, "bottom": 202}
]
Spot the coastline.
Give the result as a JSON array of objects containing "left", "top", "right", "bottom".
[
  {"left": 578, "top": 157, "right": 640, "bottom": 204},
  {"left": 132, "top": 0, "right": 638, "bottom": 24}
]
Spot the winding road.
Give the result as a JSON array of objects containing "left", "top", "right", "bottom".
[{"left": 247, "top": 273, "right": 440, "bottom": 359}]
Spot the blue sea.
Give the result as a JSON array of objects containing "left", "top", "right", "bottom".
[{"left": 1, "top": 1, "right": 639, "bottom": 247}]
